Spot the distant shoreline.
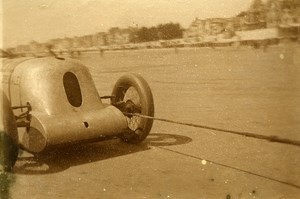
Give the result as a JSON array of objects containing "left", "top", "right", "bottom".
[{"left": 79, "top": 43, "right": 300, "bottom": 54}]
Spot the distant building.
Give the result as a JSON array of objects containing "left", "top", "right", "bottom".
[
  {"left": 92, "top": 32, "right": 108, "bottom": 47},
  {"left": 71, "top": 37, "right": 81, "bottom": 48},
  {"left": 207, "top": 18, "right": 226, "bottom": 35},
  {"left": 278, "top": 9, "right": 300, "bottom": 38},
  {"left": 281, "top": 9, "right": 295, "bottom": 24},
  {"left": 49, "top": 38, "right": 70, "bottom": 50},
  {"left": 183, "top": 18, "right": 205, "bottom": 41},
  {"left": 183, "top": 17, "right": 240, "bottom": 41},
  {"left": 107, "top": 27, "right": 131, "bottom": 45},
  {"left": 266, "top": 3, "right": 280, "bottom": 28},
  {"left": 27, "top": 40, "right": 49, "bottom": 53},
  {"left": 264, "top": 0, "right": 300, "bottom": 28},
  {"left": 15, "top": 44, "right": 30, "bottom": 53},
  {"left": 72, "top": 34, "right": 100, "bottom": 48},
  {"left": 240, "top": 9, "right": 266, "bottom": 30}
]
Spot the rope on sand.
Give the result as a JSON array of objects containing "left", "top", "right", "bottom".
[{"left": 124, "top": 113, "right": 300, "bottom": 147}]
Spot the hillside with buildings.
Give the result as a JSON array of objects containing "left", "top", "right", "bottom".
[{"left": 184, "top": 0, "right": 300, "bottom": 42}]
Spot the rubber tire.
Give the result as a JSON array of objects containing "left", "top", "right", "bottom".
[
  {"left": 0, "top": 91, "right": 19, "bottom": 172},
  {"left": 112, "top": 73, "right": 154, "bottom": 144}
]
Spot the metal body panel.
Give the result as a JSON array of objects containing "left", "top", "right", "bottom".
[
  {"left": 1, "top": 57, "right": 128, "bottom": 152},
  {"left": 9, "top": 57, "right": 104, "bottom": 114},
  {"left": 22, "top": 106, "right": 127, "bottom": 153},
  {"left": 1, "top": 58, "right": 33, "bottom": 105}
]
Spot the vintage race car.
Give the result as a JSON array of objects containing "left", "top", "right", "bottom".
[{"left": 0, "top": 57, "right": 154, "bottom": 171}]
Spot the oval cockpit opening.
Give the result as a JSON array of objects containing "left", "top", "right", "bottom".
[{"left": 63, "top": 72, "right": 82, "bottom": 107}]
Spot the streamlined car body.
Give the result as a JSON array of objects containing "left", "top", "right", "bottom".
[{"left": 0, "top": 56, "right": 154, "bottom": 171}]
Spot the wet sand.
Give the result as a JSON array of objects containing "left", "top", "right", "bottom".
[{"left": 6, "top": 45, "right": 300, "bottom": 198}]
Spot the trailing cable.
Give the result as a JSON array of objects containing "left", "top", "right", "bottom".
[{"left": 124, "top": 113, "right": 300, "bottom": 147}]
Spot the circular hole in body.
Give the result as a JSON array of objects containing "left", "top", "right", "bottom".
[{"left": 83, "top": 122, "right": 89, "bottom": 128}]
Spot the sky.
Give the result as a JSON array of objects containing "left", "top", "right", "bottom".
[{"left": 1, "top": 0, "right": 254, "bottom": 48}]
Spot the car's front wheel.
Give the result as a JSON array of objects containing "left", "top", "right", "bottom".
[{"left": 111, "top": 74, "right": 154, "bottom": 144}]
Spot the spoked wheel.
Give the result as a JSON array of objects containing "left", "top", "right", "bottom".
[
  {"left": 111, "top": 74, "right": 154, "bottom": 144},
  {"left": 0, "top": 91, "right": 19, "bottom": 172}
]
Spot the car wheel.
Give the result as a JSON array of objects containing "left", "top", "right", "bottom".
[{"left": 111, "top": 73, "right": 154, "bottom": 144}]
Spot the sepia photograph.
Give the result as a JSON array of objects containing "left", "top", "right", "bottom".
[{"left": 1, "top": 0, "right": 300, "bottom": 198}]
